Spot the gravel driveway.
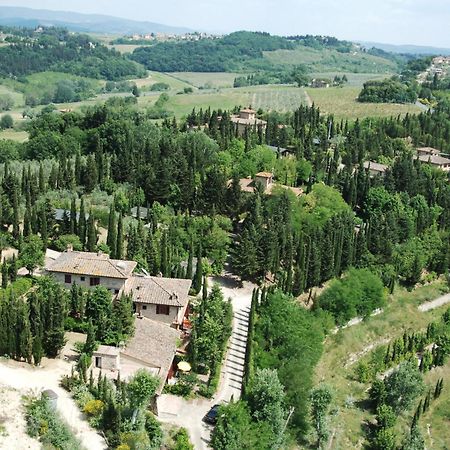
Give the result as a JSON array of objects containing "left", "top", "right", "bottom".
[
  {"left": 0, "top": 334, "right": 107, "bottom": 450},
  {"left": 158, "top": 265, "right": 256, "bottom": 449},
  {"left": 418, "top": 292, "right": 450, "bottom": 312}
]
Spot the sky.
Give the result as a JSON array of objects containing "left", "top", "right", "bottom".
[{"left": 1, "top": 0, "right": 450, "bottom": 47}]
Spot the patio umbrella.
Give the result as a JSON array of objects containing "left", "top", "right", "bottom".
[{"left": 177, "top": 361, "right": 192, "bottom": 372}]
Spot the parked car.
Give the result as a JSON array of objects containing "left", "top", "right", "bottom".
[{"left": 203, "top": 404, "right": 220, "bottom": 424}]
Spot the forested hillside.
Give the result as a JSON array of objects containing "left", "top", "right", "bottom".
[
  {"left": 131, "top": 31, "right": 399, "bottom": 73},
  {"left": 0, "top": 27, "right": 145, "bottom": 80}
]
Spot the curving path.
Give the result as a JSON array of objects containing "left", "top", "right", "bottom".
[
  {"left": 418, "top": 292, "right": 450, "bottom": 312},
  {"left": 0, "top": 360, "right": 106, "bottom": 450}
]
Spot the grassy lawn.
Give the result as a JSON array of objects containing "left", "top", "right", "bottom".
[
  {"left": 314, "top": 281, "right": 450, "bottom": 449},
  {"left": 306, "top": 86, "right": 421, "bottom": 120},
  {"left": 0, "top": 129, "right": 29, "bottom": 142},
  {"left": 170, "top": 72, "right": 241, "bottom": 88}
]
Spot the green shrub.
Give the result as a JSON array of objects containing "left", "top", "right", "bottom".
[{"left": 25, "top": 395, "right": 82, "bottom": 450}]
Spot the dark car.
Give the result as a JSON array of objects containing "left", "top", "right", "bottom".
[{"left": 203, "top": 404, "right": 220, "bottom": 424}]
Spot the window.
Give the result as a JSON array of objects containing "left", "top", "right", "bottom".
[
  {"left": 156, "top": 304, "right": 170, "bottom": 315},
  {"left": 142, "top": 305, "right": 147, "bottom": 310},
  {"left": 80, "top": 276, "right": 85, "bottom": 281},
  {"left": 114, "top": 289, "right": 120, "bottom": 295},
  {"left": 90, "top": 277, "right": 100, "bottom": 286},
  {"left": 64, "top": 274, "right": 72, "bottom": 284}
]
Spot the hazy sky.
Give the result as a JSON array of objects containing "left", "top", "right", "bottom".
[{"left": 1, "top": 0, "right": 450, "bottom": 47}]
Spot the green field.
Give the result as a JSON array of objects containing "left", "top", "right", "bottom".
[
  {"left": 132, "top": 71, "right": 193, "bottom": 91},
  {"left": 109, "top": 44, "right": 144, "bottom": 54},
  {"left": 306, "top": 86, "right": 421, "bottom": 120},
  {"left": 138, "top": 84, "right": 307, "bottom": 118},
  {"left": 0, "top": 129, "right": 28, "bottom": 142},
  {"left": 0, "top": 84, "right": 25, "bottom": 108},
  {"left": 315, "top": 281, "right": 450, "bottom": 449},
  {"left": 309, "top": 72, "right": 389, "bottom": 87},
  {"left": 264, "top": 46, "right": 397, "bottom": 73},
  {"left": 170, "top": 72, "right": 241, "bottom": 88}
]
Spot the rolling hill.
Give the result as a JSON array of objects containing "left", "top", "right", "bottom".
[{"left": 0, "top": 6, "right": 193, "bottom": 35}]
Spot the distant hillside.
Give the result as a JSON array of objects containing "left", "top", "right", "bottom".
[
  {"left": 0, "top": 6, "right": 192, "bottom": 35},
  {"left": 0, "top": 28, "right": 145, "bottom": 81},
  {"left": 359, "top": 41, "right": 450, "bottom": 56},
  {"left": 131, "top": 32, "right": 400, "bottom": 74}
]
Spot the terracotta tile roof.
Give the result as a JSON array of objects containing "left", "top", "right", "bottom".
[
  {"left": 94, "top": 345, "right": 120, "bottom": 357},
  {"left": 230, "top": 117, "right": 267, "bottom": 126},
  {"left": 417, "top": 147, "right": 441, "bottom": 155},
  {"left": 418, "top": 154, "right": 450, "bottom": 166},
  {"left": 126, "top": 275, "right": 191, "bottom": 307},
  {"left": 122, "top": 316, "right": 180, "bottom": 393},
  {"left": 240, "top": 108, "right": 256, "bottom": 113},
  {"left": 363, "top": 161, "right": 388, "bottom": 172},
  {"left": 46, "top": 251, "right": 137, "bottom": 279},
  {"left": 255, "top": 171, "right": 273, "bottom": 178}
]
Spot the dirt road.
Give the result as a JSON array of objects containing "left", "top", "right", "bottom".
[
  {"left": 418, "top": 292, "right": 450, "bottom": 312},
  {"left": 0, "top": 334, "right": 106, "bottom": 450}
]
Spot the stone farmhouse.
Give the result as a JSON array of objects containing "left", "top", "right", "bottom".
[
  {"left": 234, "top": 171, "right": 303, "bottom": 197},
  {"left": 230, "top": 108, "right": 267, "bottom": 136},
  {"left": 45, "top": 250, "right": 192, "bottom": 392}
]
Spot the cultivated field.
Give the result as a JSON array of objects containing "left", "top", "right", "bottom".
[
  {"left": 315, "top": 281, "right": 450, "bottom": 449},
  {"left": 306, "top": 86, "right": 421, "bottom": 120},
  {"left": 138, "top": 84, "right": 308, "bottom": 118},
  {"left": 264, "top": 46, "right": 398, "bottom": 73}
]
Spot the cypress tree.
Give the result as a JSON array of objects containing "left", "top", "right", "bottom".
[
  {"left": 116, "top": 214, "right": 124, "bottom": 260},
  {"left": 186, "top": 238, "right": 194, "bottom": 279},
  {"left": 192, "top": 243, "right": 203, "bottom": 294},
  {"left": 160, "top": 231, "right": 169, "bottom": 277},
  {"left": 38, "top": 163, "right": 46, "bottom": 193},
  {"left": 145, "top": 231, "right": 158, "bottom": 275},
  {"left": 86, "top": 212, "right": 97, "bottom": 252},
  {"left": 12, "top": 187, "right": 19, "bottom": 240},
  {"left": 18, "top": 303, "right": 32, "bottom": 364},
  {"left": 84, "top": 320, "right": 97, "bottom": 355},
  {"left": 202, "top": 275, "right": 208, "bottom": 301},
  {"left": 9, "top": 254, "right": 17, "bottom": 282},
  {"left": 23, "top": 210, "right": 31, "bottom": 238},
  {"left": 1, "top": 263, "right": 8, "bottom": 289},
  {"left": 70, "top": 197, "right": 77, "bottom": 235},
  {"left": 78, "top": 197, "right": 86, "bottom": 247},
  {"left": 107, "top": 204, "right": 117, "bottom": 258}
]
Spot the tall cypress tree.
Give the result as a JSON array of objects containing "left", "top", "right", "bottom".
[
  {"left": 192, "top": 243, "right": 203, "bottom": 294},
  {"left": 186, "top": 237, "right": 194, "bottom": 279},
  {"left": 78, "top": 197, "right": 87, "bottom": 247},
  {"left": 107, "top": 204, "right": 117, "bottom": 258},
  {"left": 116, "top": 214, "right": 124, "bottom": 260},
  {"left": 86, "top": 212, "right": 97, "bottom": 252},
  {"left": 12, "top": 186, "right": 19, "bottom": 240},
  {"left": 160, "top": 231, "right": 169, "bottom": 277},
  {"left": 70, "top": 197, "right": 77, "bottom": 235},
  {"left": 1, "top": 263, "right": 8, "bottom": 289},
  {"left": 40, "top": 207, "right": 48, "bottom": 251}
]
